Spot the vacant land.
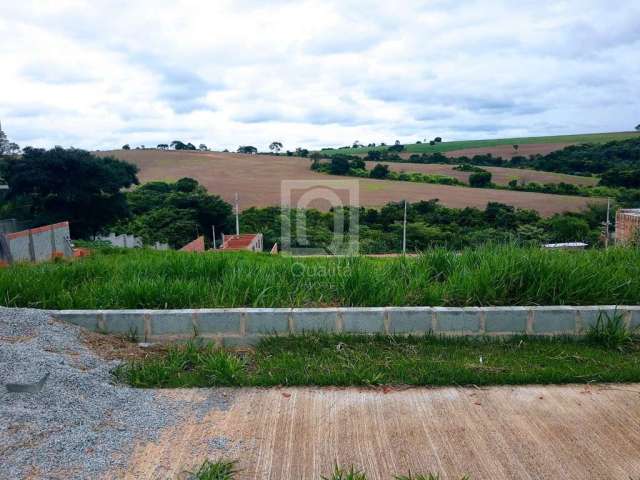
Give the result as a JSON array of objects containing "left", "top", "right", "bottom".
[
  {"left": 364, "top": 161, "right": 598, "bottom": 187},
  {"left": 3, "top": 247, "right": 640, "bottom": 309},
  {"left": 119, "top": 334, "right": 640, "bottom": 388},
  {"left": 322, "top": 131, "right": 640, "bottom": 156},
  {"left": 97, "top": 149, "right": 598, "bottom": 215}
]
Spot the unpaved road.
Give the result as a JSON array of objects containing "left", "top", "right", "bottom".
[{"left": 122, "top": 384, "right": 640, "bottom": 480}]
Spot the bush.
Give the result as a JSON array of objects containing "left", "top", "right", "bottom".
[
  {"left": 370, "top": 163, "right": 390, "bottom": 179},
  {"left": 469, "top": 171, "right": 492, "bottom": 188}
]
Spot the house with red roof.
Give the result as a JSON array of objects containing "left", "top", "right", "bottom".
[{"left": 219, "top": 233, "right": 263, "bottom": 252}]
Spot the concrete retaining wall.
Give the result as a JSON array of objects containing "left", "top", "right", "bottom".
[
  {"left": 52, "top": 306, "right": 640, "bottom": 346},
  {"left": 2, "top": 222, "right": 72, "bottom": 263}
]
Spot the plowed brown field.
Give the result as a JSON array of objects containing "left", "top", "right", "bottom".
[{"left": 98, "top": 150, "right": 601, "bottom": 216}]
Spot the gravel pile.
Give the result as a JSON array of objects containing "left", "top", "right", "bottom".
[{"left": 0, "top": 307, "right": 229, "bottom": 479}]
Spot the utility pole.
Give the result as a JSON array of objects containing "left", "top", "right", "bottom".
[
  {"left": 605, "top": 197, "right": 611, "bottom": 249},
  {"left": 235, "top": 192, "right": 240, "bottom": 236},
  {"left": 402, "top": 200, "right": 407, "bottom": 255},
  {"left": 212, "top": 225, "right": 217, "bottom": 249}
]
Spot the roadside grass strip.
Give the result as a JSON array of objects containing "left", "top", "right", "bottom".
[{"left": 116, "top": 332, "right": 640, "bottom": 389}]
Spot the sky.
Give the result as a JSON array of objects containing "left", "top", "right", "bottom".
[{"left": 1, "top": 0, "right": 639, "bottom": 151}]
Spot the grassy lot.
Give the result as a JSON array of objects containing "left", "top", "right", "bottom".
[
  {"left": 2, "top": 246, "right": 640, "bottom": 309},
  {"left": 116, "top": 332, "right": 640, "bottom": 388},
  {"left": 320, "top": 131, "right": 640, "bottom": 155}
]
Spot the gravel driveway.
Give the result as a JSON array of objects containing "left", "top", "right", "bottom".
[{"left": 0, "top": 308, "right": 230, "bottom": 479}]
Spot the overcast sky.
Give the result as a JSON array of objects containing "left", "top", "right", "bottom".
[{"left": 1, "top": 0, "right": 639, "bottom": 151}]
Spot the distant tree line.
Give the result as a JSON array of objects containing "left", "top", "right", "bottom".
[{"left": 0, "top": 145, "right": 625, "bottom": 251}]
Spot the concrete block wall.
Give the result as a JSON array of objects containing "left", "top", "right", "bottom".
[
  {"left": 3, "top": 222, "right": 71, "bottom": 263},
  {"left": 52, "top": 305, "right": 640, "bottom": 346}
]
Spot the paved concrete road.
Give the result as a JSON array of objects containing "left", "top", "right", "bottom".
[{"left": 121, "top": 384, "right": 640, "bottom": 480}]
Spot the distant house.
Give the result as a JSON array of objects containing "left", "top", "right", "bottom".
[
  {"left": 219, "top": 233, "right": 263, "bottom": 252},
  {"left": 616, "top": 209, "right": 640, "bottom": 245}
]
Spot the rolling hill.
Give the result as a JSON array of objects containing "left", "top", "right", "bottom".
[{"left": 97, "top": 149, "right": 603, "bottom": 216}]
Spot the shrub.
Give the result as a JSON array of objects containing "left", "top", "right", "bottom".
[{"left": 468, "top": 171, "right": 492, "bottom": 188}]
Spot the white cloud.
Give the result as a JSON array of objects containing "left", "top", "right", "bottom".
[{"left": 0, "top": 0, "right": 639, "bottom": 151}]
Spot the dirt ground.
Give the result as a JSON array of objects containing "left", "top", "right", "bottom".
[
  {"left": 118, "top": 384, "right": 640, "bottom": 480},
  {"left": 98, "top": 150, "right": 598, "bottom": 216}
]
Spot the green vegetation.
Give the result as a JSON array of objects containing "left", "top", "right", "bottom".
[
  {"left": 586, "top": 310, "right": 637, "bottom": 350},
  {"left": 3, "top": 246, "right": 640, "bottom": 309},
  {"left": 187, "top": 460, "right": 238, "bottom": 480},
  {"left": 323, "top": 464, "right": 367, "bottom": 480},
  {"left": 243, "top": 200, "right": 606, "bottom": 253},
  {"left": 320, "top": 131, "right": 640, "bottom": 156},
  {"left": 116, "top": 333, "right": 640, "bottom": 388},
  {"left": 313, "top": 139, "right": 640, "bottom": 203},
  {"left": 184, "top": 460, "right": 467, "bottom": 480},
  {"left": 116, "top": 178, "right": 232, "bottom": 249},
  {"left": 0, "top": 147, "right": 139, "bottom": 238}
]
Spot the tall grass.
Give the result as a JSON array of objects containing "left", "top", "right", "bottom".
[{"left": 1, "top": 245, "right": 640, "bottom": 309}]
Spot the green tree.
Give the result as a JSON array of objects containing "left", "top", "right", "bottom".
[
  {"left": 370, "top": 163, "right": 390, "bottom": 179},
  {"left": 237, "top": 146, "right": 258, "bottom": 154},
  {"left": 122, "top": 144, "right": 131, "bottom": 150},
  {"left": 469, "top": 171, "right": 492, "bottom": 187},
  {"left": 124, "top": 178, "right": 233, "bottom": 248},
  {"left": 547, "top": 215, "right": 591, "bottom": 242},
  {"left": 330, "top": 156, "right": 350, "bottom": 175},
  {"left": 269, "top": 141, "right": 283, "bottom": 154},
  {"left": 0, "top": 147, "right": 139, "bottom": 238}
]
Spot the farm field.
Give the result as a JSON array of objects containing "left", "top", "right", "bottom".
[
  {"left": 98, "top": 149, "right": 599, "bottom": 215},
  {"left": 363, "top": 161, "right": 598, "bottom": 187},
  {"left": 322, "top": 131, "right": 640, "bottom": 156}
]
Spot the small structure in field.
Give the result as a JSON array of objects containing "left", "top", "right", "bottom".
[
  {"left": 219, "top": 233, "right": 263, "bottom": 252},
  {"left": 615, "top": 209, "right": 640, "bottom": 245},
  {"left": 542, "top": 242, "right": 588, "bottom": 250},
  {"left": 0, "top": 221, "right": 73, "bottom": 264},
  {"left": 179, "top": 236, "right": 206, "bottom": 252}
]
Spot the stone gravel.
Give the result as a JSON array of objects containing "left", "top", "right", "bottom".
[{"left": 0, "top": 307, "right": 229, "bottom": 479}]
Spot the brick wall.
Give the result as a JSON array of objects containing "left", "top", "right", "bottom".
[{"left": 616, "top": 210, "right": 640, "bottom": 245}]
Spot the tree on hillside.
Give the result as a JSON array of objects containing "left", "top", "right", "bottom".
[
  {"left": 237, "top": 145, "right": 258, "bottom": 154},
  {"left": 370, "top": 163, "right": 390, "bottom": 179},
  {"left": 636, "top": 124, "right": 640, "bottom": 131},
  {"left": 157, "top": 144, "right": 169, "bottom": 150},
  {"left": 434, "top": 137, "right": 442, "bottom": 143},
  {"left": 0, "top": 147, "right": 139, "bottom": 238},
  {"left": 198, "top": 144, "right": 208, "bottom": 151},
  {"left": 295, "top": 147, "right": 309, "bottom": 157},
  {"left": 469, "top": 171, "right": 492, "bottom": 188},
  {"left": 329, "top": 156, "right": 350, "bottom": 175},
  {"left": 122, "top": 144, "right": 131, "bottom": 150},
  {"left": 269, "top": 141, "right": 283, "bottom": 154}
]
